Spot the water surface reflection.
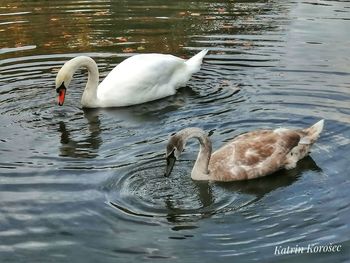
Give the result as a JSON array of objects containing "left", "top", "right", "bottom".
[
  {"left": 0, "top": 0, "right": 349, "bottom": 262},
  {"left": 107, "top": 155, "right": 321, "bottom": 225},
  {"left": 58, "top": 109, "right": 102, "bottom": 158}
]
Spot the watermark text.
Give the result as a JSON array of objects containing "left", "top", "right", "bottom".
[{"left": 274, "top": 243, "right": 342, "bottom": 255}]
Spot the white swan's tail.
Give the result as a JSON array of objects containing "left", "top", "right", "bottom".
[
  {"left": 299, "top": 119, "right": 324, "bottom": 145},
  {"left": 185, "top": 49, "right": 208, "bottom": 74}
]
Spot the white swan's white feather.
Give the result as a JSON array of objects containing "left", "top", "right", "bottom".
[
  {"left": 97, "top": 54, "right": 190, "bottom": 106},
  {"left": 55, "top": 50, "right": 208, "bottom": 108}
]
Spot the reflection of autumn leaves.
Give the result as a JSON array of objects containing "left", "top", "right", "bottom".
[
  {"left": 122, "top": 47, "right": 134, "bottom": 53},
  {"left": 176, "top": 7, "right": 239, "bottom": 36},
  {"left": 2, "top": 1, "right": 270, "bottom": 57},
  {"left": 116, "top": 37, "right": 127, "bottom": 42},
  {"left": 178, "top": 7, "right": 227, "bottom": 18},
  {"left": 121, "top": 46, "right": 145, "bottom": 53},
  {"left": 3, "top": 3, "right": 199, "bottom": 54},
  {"left": 93, "top": 11, "right": 111, "bottom": 16},
  {"left": 89, "top": 36, "right": 146, "bottom": 52},
  {"left": 1, "top": 2, "right": 117, "bottom": 53},
  {"left": 178, "top": 11, "right": 200, "bottom": 17},
  {"left": 43, "top": 42, "right": 55, "bottom": 47}
]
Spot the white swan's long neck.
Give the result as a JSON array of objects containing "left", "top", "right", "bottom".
[
  {"left": 66, "top": 56, "right": 100, "bottom": 107},
  {"left": 179, "top": 128, "right": 212, "bottom": 180}
]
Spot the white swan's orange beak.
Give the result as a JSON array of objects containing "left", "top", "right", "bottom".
[{"left": 56, "top": 84, "right": 66, "bottom": 106}]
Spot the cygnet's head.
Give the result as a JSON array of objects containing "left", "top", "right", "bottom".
[{"left": 164, "top": 132, "right": 186, "bottom": 177}]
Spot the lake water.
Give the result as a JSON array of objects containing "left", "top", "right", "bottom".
[{"left": 0, "top": 0, "right": 349, "bottom": 262}]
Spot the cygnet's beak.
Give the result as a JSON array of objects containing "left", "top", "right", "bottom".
[
  {"left": 56, "top": 83, "right": 66, "bottom": 106},
  {"left": 164, "top": 150, "right": 176, "bottom": 177}
]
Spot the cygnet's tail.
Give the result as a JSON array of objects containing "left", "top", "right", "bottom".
[
  {"left": 284, "top": 120, "right": 324, "bottom": 170},
  {"left": 185, "top": 49, "right": 208, "bottom": 74},
  {"left": 299, "top": 119, "right": 324, "bottom": 145}
]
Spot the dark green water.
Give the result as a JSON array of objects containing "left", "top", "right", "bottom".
[{"left": 0, "top": 0, "right": 349, "bottom": 262}]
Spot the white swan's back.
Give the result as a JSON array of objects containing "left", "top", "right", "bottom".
[{"left": 97, "top": 50, "right": 208, "bottom": 107}]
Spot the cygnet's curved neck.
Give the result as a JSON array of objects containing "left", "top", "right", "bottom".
[
  {"left": 66, "top": 56, "right": 100, "bottom": 107},
  {"left": 178, "top": 128, "right": 212, "bottom": 180}
]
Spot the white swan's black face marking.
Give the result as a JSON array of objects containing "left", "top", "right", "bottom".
[{"left": 56, "top": 83, "right": 66, "bottom": 106}]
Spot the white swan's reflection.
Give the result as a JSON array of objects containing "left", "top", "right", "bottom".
[{"left": 58, "top": 109, "right": 102, "bottom": 158}]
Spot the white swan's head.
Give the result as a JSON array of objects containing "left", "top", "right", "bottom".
[
  {"left": 55, "top": 63, "right": 74, "bottom": 106},
  {"left": 164, "top": 133, "right": 185, "bottom": 177}
]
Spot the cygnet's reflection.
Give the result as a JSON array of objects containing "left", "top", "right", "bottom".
[
  {"left": 108, "top": 155, "right": 321, "bottom": 226},
  {"left": 164, "top": 155, "right": 321, "bottom": 223}
]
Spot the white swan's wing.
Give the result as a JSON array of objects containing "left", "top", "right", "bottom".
[{"left": 97, "top": 54, "right": 190, "bottom": 107}]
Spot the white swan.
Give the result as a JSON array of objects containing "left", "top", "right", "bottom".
[
  {"left": 164, "top": 120, "right": 324, "bottom": 181},
  {"left": 55, "top": 50, "right": 208, "bottom": 107}
]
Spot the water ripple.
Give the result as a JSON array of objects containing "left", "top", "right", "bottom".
[
  {"left": 1, "top": 0, "right": 350, "bottom": 262},
  {"left": 105, "top": 160, "right": 257, "bottom": 222}
]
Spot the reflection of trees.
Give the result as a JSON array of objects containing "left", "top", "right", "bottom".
[
  {"left": 2, "top": 0, "right": 288, "bottom": 58},
  {"left": 2, "top": 1, "right": 107, "bottom": 58}
]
